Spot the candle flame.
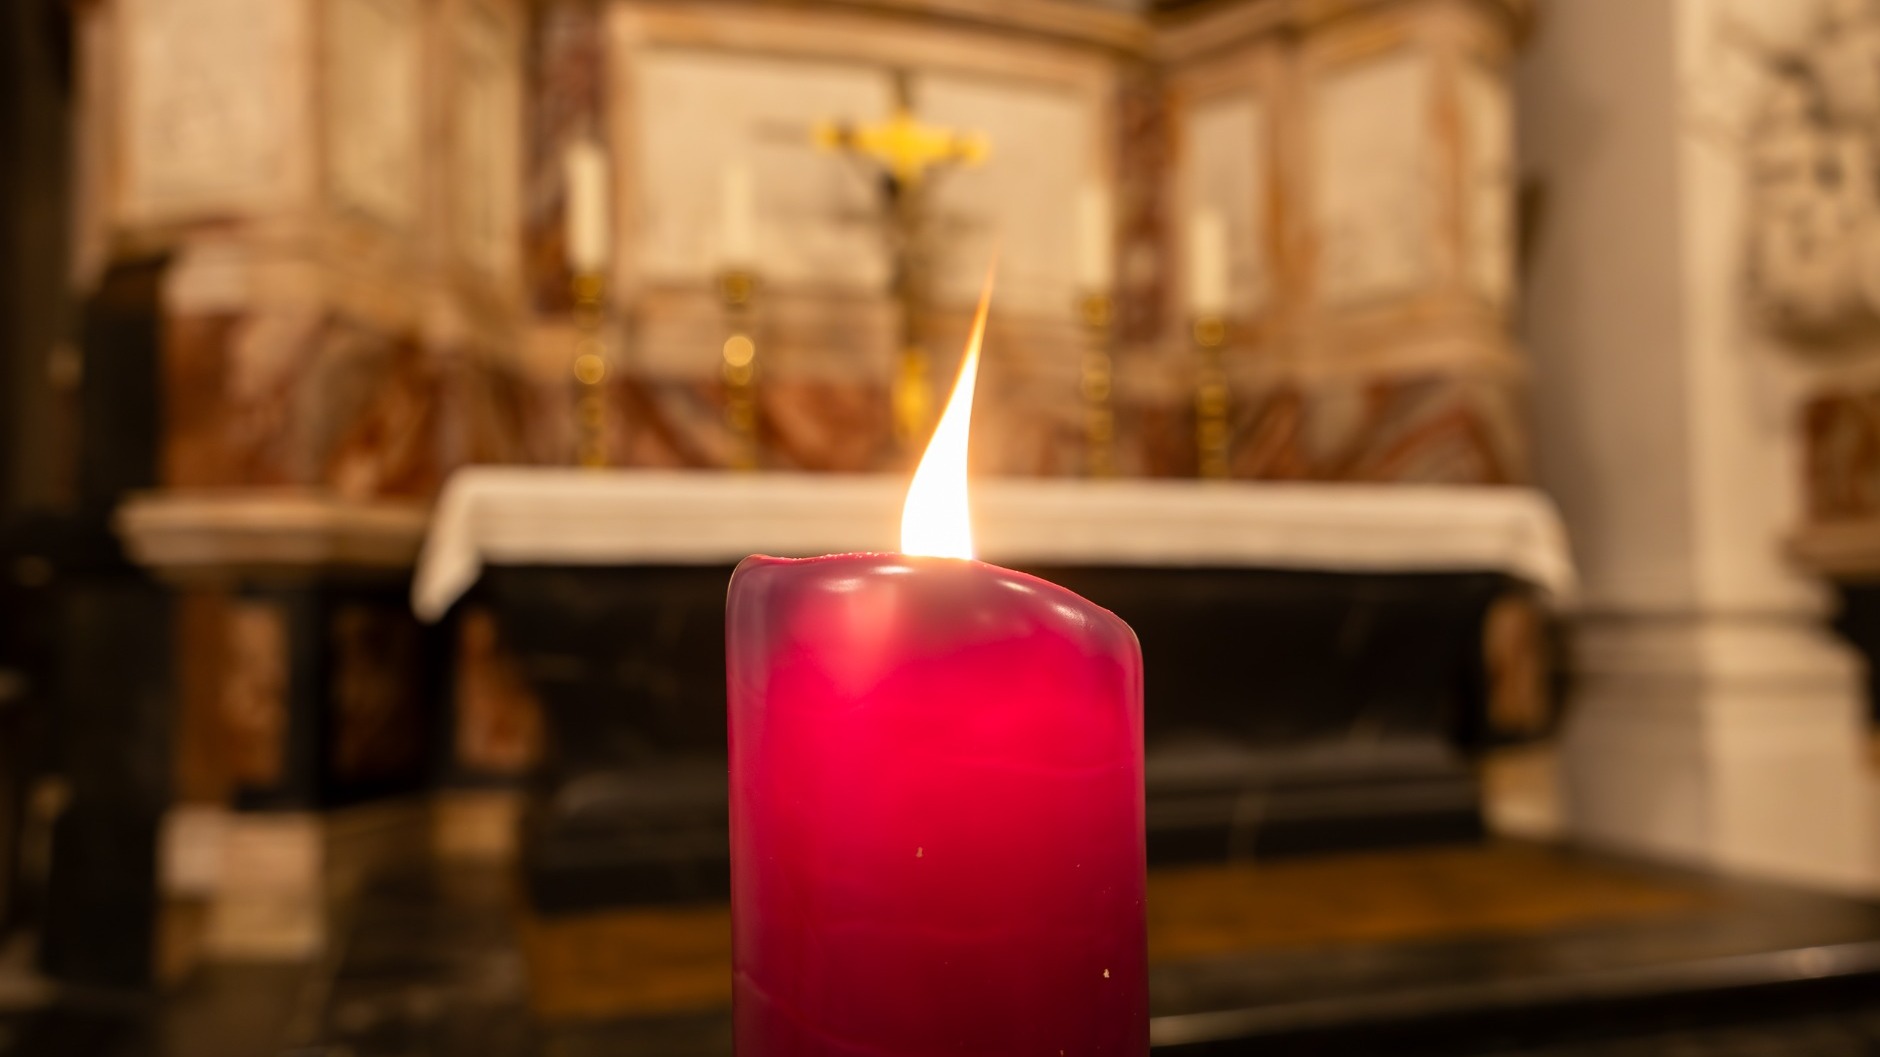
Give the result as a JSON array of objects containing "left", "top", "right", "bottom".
[{"left": 900, "top": 261, "right": 995, "bottom": 559}]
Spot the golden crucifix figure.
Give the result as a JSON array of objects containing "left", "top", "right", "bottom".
[{"left": 813, "top": 71, "right": 990, "bottom": 454}]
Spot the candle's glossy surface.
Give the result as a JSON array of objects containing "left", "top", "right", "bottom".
[{"left": 727, "top": 552, "right": 1147, "bottom": 1056}]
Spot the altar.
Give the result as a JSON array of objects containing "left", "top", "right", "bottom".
[
  {"left": 408, "top": 467, "right": 1571, "bottom": 935},
  {"left": 40, "top": 0, "right": 1600, "bottom": 994}
]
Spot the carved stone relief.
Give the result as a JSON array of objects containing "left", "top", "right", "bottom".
[{"left": 1746, "top": 0, "right": 1880, "bottom": 337}]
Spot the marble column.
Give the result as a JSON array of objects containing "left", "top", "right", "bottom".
[{"left": 1518, "top": 0, "right": 1877, "bottom": 891}]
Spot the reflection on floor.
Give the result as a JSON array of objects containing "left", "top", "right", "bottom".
[
  {"left": 8, "top": 842, "right": 1880, "bottom": 1055},
  {"left": 1148, "top": 843, "right": 1716, "bottom": 956},
  {"left": 0, "top": 963, "right": 308, "bottom": 1057}
]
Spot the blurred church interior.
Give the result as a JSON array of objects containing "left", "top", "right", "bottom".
[{"left": 12, "top": 0, "right": 1880, "bottom": 1052}]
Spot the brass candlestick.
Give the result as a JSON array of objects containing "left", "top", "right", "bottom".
[
  {"left": 1193, "top": 315, "right": 1230, "bottom": 480},
  {"left": 719, "top": 269, "right": 760, "bottom": 471},
  {"left": 1079, "top": 292, "right": 1117, "bottom": 478},
  {"left": 571, "top": 272, "right": 608, "bottom": 468}
]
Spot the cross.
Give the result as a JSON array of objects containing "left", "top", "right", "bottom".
[
  {"left": 813, "top": 72, "right": 990, "bottom": 455},
  {"left": 813, "top": 72, "right": 990, "bottom": 187}
]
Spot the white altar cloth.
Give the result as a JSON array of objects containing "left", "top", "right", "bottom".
[{"left": 412, "top": 468, "right": 1575, "bottom": 620}]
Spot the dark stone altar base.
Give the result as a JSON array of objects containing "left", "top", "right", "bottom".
[
  {"left": 1832, "top": 584, "right": 1880, "bottom": 726},
  {"left": 482, "top": 564, "right": 1505, "bottom": 914}
]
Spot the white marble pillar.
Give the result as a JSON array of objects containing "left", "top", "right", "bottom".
[{"left": 1518, "top": 0, "right": 1878, "bottom": 892}]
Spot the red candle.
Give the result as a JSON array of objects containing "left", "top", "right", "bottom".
[{"left": 725, "top": 273, "right": 1147, "bottom": 1054}]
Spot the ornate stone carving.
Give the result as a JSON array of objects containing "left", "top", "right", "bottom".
[{"left": 1747, "top": 0, "right": 1880, "bottom": 338}]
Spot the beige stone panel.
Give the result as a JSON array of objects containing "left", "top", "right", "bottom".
[
  {"left": 1309, "top": 49, "right": 1438, "bottom": 308},
  {"left": 627, "top": 47, "right": 894, "bottom": 291},
  {"left": 606, "top": 1, "right": 1120, "bottom": 303},
  {"left": 1458, "top": 59, "right": 1513, "bottom": 309},
  {"left": 119, "top": 0, "right": 313, "bottom": 226},
  {"left": 1181, "top": 91, "right": 1270, "bottom": 319},
  {"left": 451, "top": 1, "right": 524, "bottom": 278},
  {"left": 323, "top": 0, "right": 422, "bottom": 229},
  {"left": 919, "top": 72, "right": 1102, "bottom": 318}
]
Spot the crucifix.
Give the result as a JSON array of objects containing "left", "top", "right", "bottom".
[{"left": 813, "top": 71, "right": 990, "bottom": 454}]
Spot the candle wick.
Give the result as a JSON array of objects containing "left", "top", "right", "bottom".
[
  {"left": 916, "top": 847, "right": 923, "bottom": 858},
  {"left": 1103, "top": 969, "right": 1110, "bottom": 978}
]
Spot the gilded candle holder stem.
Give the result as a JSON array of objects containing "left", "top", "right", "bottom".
[
  {"left": 719, "top": 269, "right": 760, "bottom": 471},
  {"left": 1193, "top": 314, "right": 1230, "bottom": 480},
  {"left": 571, "top": 272, "right": 609, "bottom": 469},
  {"left": 1079, "top": 292, "right": 1118, "bottom": 478}
]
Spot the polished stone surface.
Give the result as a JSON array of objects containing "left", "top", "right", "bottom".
[
  {"left": 268, "top": 844, "right": 1880, "bottom": 1055},
  {"left": 9, "top": 843, "right": 1880, "bottom": 1055}
]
